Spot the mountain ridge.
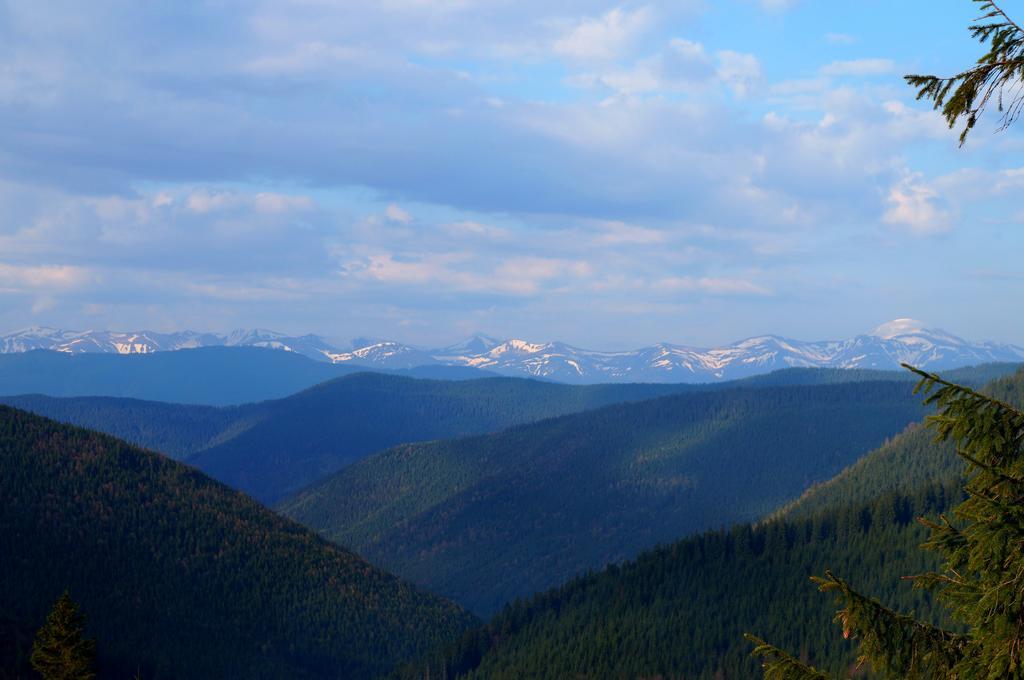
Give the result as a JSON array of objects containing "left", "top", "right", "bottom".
[{"left": 5, "top": 319, "right": 1021, "bottom": 384}]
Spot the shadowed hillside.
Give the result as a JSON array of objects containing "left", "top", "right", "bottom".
[{"left": 0, "top": 405, "right": 476, "bottom": 679}]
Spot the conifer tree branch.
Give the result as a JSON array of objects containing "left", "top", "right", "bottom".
[
  {"left": 904, "top": 0, "right": 1024, "bottom": 144},
  {"left": 745, "top": 635, "right": 833, "bottom": 680},
  {"left": 814, "top": 570, "right": 967, "bottom": 678},
  {"left": 988, "top": 0, "right": 1024, "bottom": 35},
  {"left": 902, "top": 364, "right": 1024, "bottom": 419}
]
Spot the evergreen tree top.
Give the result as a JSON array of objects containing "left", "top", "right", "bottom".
[{"left": 31, "top": 591, "right": 97, "bottom": 680}]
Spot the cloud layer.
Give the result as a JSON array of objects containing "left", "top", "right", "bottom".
[{"left": 1, "top": 1, "right": 1022, "bottom": 346}]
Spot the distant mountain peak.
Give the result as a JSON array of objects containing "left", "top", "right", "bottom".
[
  {"left": 2, "top": 322, "right": 1021, "bottom": 384},
  {"left": 439, "top": 333, "right": 504, "bottom": 356}
]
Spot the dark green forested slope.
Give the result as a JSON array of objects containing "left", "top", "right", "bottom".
[
  {"left": 280, "top": 381, "right": 931, "bottom": 615},
  {"left": 0, "top": 394, "right": 241, "bottom": 459},
  {"left": 0, "top": 405, "right": 476, "bottom": 680},
  {"left": 780, "top": 368, "right": 1024, "bottom": 521},
  {"left": 394, "top": 482, "right": 960, "bottom": 680},
  {"left": 1, "top": 374, "right": 706, "bottom": 503},
  {"left": 187, "top": 374, "right": 712, "bottom": 502},
  {"left": 7, "top": 365, "right": 1015, "bottom": 505}
]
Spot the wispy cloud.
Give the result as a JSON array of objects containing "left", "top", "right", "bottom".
[
  {"left": 825, "top": 32, "right": 857, "bottom": 45},
  {"left": 821, "top": 58, "right": 896, "bottom": 77}
]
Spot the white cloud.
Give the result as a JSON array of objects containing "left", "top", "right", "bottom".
[
  {"left": 255, "top": 193, "right": 314, "bottom": 213},
  {"left": 495, "top": 256, "right": 592, "bottom": 282},
  {"left": 0, "top": 263, "right": 93, "bottom": 290},
  {"left": 346, "top": 252, "right": 591, "bottom": 296},
  {"left": 185, "top": 190, "right": 312, "bottom": 215},
  {"left": 883, "top": 173, "right": 951, "bottom": 235},
  {"left": 716, "top": 50, "right": 763, "bottom": 96},
  {"left": 444, "top": 220, "right": 510, "bottom": 239},
  {"left": 553, "top": 7, "right": 652, "bottom": 62},
  {"left": 594, "top": 221, "right": 666, "bottom": 245},
  {"left": 573, "top": 37, "right": 714, "bottom": 95}
]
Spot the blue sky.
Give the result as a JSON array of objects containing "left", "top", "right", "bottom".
[{"left": 2, "top": 0, "right": 1023, "bottom": 348}]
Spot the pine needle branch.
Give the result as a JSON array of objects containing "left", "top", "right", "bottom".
[
  {"left": 815, "top": 570, "right": 967, "bottom": 678},
  {"left": 904, "top": 0, "right": 1024, "bottom": 144},
  {"left": 745, "top": 635, "right": 833, "bottom": 680}
]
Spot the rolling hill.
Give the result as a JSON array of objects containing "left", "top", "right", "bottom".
[
  {"left": 1, "top": 373, "right": 707, "bottom": 502},
  {"left": 7, "top": 365, "right": 1015, "bottom": 504},
  {"left": 279, "top": 380, "right": 933, "bottom": 615},
  {"left": 0, "top": 404, "right": 476, "bottom": 679}
]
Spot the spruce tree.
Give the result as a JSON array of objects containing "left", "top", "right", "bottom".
[
  {"left": 747, "top": 365, "right": 1024, "bottom": 678},
  {"left": 30, "top": 592, "right": 97, "bottom": 680},
  {"left": 905, "top": 0, "right": 1024, "bottom": 144}
]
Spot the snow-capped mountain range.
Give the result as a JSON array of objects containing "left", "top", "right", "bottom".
[{"left": 2, "top": 319, "right": 1022, "bottom": 384}]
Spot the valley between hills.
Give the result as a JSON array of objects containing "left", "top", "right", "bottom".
[{"left": 1, "top": 348, "right": 1020, "bottom": 677}]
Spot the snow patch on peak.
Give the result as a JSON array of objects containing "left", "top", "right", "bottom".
[
  {"left": 870, "top": 318, "right": 927, "bottom": 339},
  {"left": 3, "top": 322, "right": 1022, "bottom": 384},
  {"left": 492, "top": 339, "right": 547, "bottom": 355}
]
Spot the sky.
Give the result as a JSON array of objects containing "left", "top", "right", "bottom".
[{"left": 2, "top": 0, "right": 1024, "bottom": 349}]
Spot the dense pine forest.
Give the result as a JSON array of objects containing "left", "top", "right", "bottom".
[
  {"left": 0, "top": 405, "right": 475, "bottom": 679},
  {"left": 393, "top": 369, "right": 1024, "bottom": 678},
  {"left": 280, "top": 380, "right": 932, "bottom": 614},
  {"left": 781, "top": 369, "right": 1024, "bottom": 520},
  {"left": 0, "top": 394, "right": 241, "bottom": 459},
  {"left": 394, "top": 481, "right": 960, "bottom": 679}
]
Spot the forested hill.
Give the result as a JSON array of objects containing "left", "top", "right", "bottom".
[
  {"left": 394, "top": 481, "right": 960, "bottom": 679},
  {"left": 0, "top": 394, "right": 239, "bottom": 459},
  {"left": 0, "top": 405, "right": 476, "bottom": 679},
  {"left": 1, "top": 373, "right": 708, "bottom": 502},
  {"left": 187, "top": 374, "right": 719, "bottom": 501},
  {"left": 779, "top": 367, "right": 1024, "bottom": 521},
  {"left": 4, "top": 363, "right": 1014, "bottom": 504},
  {"left": 279, "top": 380, "right": 931, "bottom": 615}
]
